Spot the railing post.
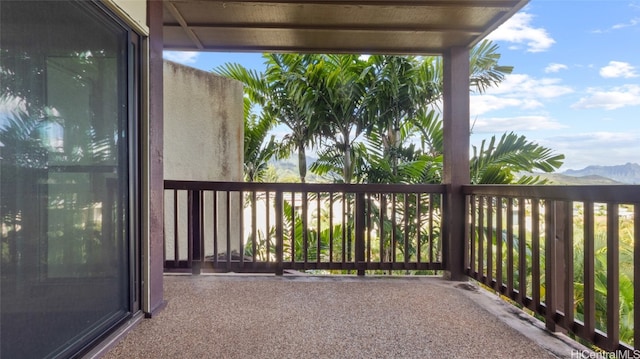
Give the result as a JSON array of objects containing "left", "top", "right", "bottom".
[
  {"left": 188, "top": 190, "right": 202, "bottom": 275},
  {"left": 275, "top": 191, "right": 284, "bottom": 276},
  {"left": 355, "top": 193, "right": 366, "bottom": 276},
  {"left": 442, "top": 47, "right": 470, "bottom": 281}
]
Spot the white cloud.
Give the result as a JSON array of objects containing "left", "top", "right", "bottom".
[
  {"left": 471, "top": 74, "right": 573, "bottom": 116},
  {"left": 487, "top": 74, "right": 573, "bottom": 98},
  {"left": 593, "top": 16, "right": 640, "bottom": 33},
  {"left": 487, "top": 12, "right": 555, "bottom": 52},
  {"left": 599, "top": 61, "right": 638, "bottom": 78},
  {"left": 572, "top": 84, "right": 640, "bottom": 110},
  {"left": 163, "top": 51, "right": 199, "bottom": 64},
  {"left": 612, "top": 17, "right": 640, "bottom": 30},
  {"left": 472, "top": 115, "right": 567, "bottom": 133},
  {"left": 544, "top": 63, "right": 568, "bottom": 73},
  {"left": 545, "top": 132, "right": 640, "bottom": 169},
  {"left": 551, "top": 131, "right": 638, "bottom": 146},
  {"left": 471, "top": 95, "right": 541, "bottom": 117}
]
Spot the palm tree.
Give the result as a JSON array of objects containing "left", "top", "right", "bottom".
[
  {"left": 470, "top": 132, "right": 565, "bottom": 184},
  {"left": 307, "top": 54, "right": 374, "bottom": 184},
  {"left": 365, "top": 55, "right": 438, "bottom": 180},
  {"left": 215, "top": 54, "right": 320, "bottom": 183},
  {"left": 242, "top": 97, "right": 277, "bottom": 182},
  {"left": 312, "top": 41, "right": 520, "bottom": 185}
]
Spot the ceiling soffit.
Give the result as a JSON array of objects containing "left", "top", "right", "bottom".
[{"left": 163, "top": 0, "right": 529, "bottom": 54}]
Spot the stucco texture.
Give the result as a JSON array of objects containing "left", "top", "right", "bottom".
[
  {"left": 163, "top": 60, "right": 243, "bottom": 182},
  {"left": 163, "top": 61, "right": 244, "bottom": 258}
]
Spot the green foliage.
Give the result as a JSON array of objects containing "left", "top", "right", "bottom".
[
  {"left": 469, "top": 40, "right": 514, "bottom": 94},
  {"left": 478, "top": 202, "right": 636, "bottom": 347},
  {"left": 215, "top": 54, "right": 321, "bottom": 182},
  {"left": 215, "top": 40, "right": 561, "bottom": 186},
  {"left": 470, "top": 132, "right": 565, "bottom": 184},
  {"left": 243, "top": 97, "right": 278, "bottom": 182}
]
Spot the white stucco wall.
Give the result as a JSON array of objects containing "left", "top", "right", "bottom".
[
  {"left": 105, "top": 0, "right": 148, "bottom": 34},
  {"left": 163, "top": 61, "right": 243, "bottom": 181},
  {"left": 163, "top": 61, "right": 244, "bottom": 261}
]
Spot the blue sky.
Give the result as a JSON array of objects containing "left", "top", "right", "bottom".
[{"left": 164, "top": 0, "right": 640, "bottom": 171}]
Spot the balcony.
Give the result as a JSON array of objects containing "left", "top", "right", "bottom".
[
  {"left": 102, "top": 181, "right": 639, "bottom": 357},
  {"left": 102, "top": 274, "right": 581, "bottom": 358}
]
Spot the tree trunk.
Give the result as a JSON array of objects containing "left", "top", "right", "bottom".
[
  {"left": 342, "top": 129, "right": 352, "bottom": 184},
  {"left": 298, "top": 144, "right": 307, "bottom": 183}
]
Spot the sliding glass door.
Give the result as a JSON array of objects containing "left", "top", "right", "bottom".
[{"left": 0, "top": 1, "right": 139, "bottom": 357}]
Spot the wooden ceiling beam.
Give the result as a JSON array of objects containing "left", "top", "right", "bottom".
[
  {"left": 164, "top": 2, "right": 204, "bottom": 49},
  {"left": 164, "top": 23, "right": 483, "bottom": 35},
  {"left": 168, "top": 0, "right": 521, "bottom": 11}
]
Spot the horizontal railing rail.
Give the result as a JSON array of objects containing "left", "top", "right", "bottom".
[
  {"left": 164, "top": 180, "right": 445, "bottom": 276},
  {"left": 463, "top": 184, "right": 640, "bottom": 352}
]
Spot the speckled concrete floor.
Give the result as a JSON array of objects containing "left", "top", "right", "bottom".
[{"left": 101, "top": 275, "right": 583, "bottom": 359}]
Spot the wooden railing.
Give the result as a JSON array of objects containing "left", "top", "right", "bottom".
[
  {"left": 164, "top": 181, "right": 445, "bottom": 276},
  {"left": 164, "top": 180, "right": 640, "bottom": 352},
  {"left": 464, "top": 185, "right": 640, "bottom": 353}
]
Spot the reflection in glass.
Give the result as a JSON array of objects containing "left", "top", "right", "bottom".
[{"left": 1, "top": 2, "right": 133, "bottom": 358}]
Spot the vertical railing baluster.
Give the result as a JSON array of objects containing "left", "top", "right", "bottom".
[
  {"left": 553, "top": 200, "right": 569, "bottom": 331},
  {"left": 201, "top": 190, "right": 205, "bottom": 269},
  {"left": 265, "top": 192, "right": 270, "bottom": 262},
  {"left": 329, "top": 192, "right": 334, "bottom": 264},
  {"left": 275, "top": 190, "right": 284, "bottom": 276},
  {"left": 392, "top": 193, "right": 397, "bottom": 266},
  {"left": 302, "top": 191, "right": 308, "bottom": 268},
  {"left": 417, "top": 193, "right": 422, "bottom": 265},
  {"left": 404, "top": 193, "right": 410, "bottom": 267},
  {"left": 478, "top": 196, "right": 485, "bottom": 281},
  {"left": 487, "top": 196, "right": 494, "bottom": 287},
  {"left": 163, "top": 191, "right": 167, "bottom": 264},
  {"left": 518, "top": 198, "right": 527, "bottom": 304},
  {"left": 606, "top": 203, "right": 620, "bottom": 351},
  {"left": 264, "top": 191, "right": 271, "bottom": 263},
  {"left": 438, "top": 193, "right": 444, "bottom": 274},
  {"left": 317, "top": 192, "right": 321, "bottom": 265},
  {"left": 531, "top": 199, "right": 540, "bottom": 312},
  {"left": 189, "top": 189, "right": 202, "bottom": 275},
  {"left": 342, "top": 192, "right": 347, "bottom": 265},
  {"left": 463, "top": 194, "right": 470, "bottom": 273},
  {"left": 469, "top": 195, "right": 476, "bottom": 276},
  {"left": 355, "top": 193, "right": 365, "bottom": 276},
  {"left": 584, "top": 201, "right": 595, "bottom": 342},
  {"left": 225, "top": 191, "right": 231, "bottom": 271},
  {"left": 429, "top": 193, "right": 435, "bottom": 266},
  {"left": 239, "top": 191, "right": 244, "bottom": 268},
  {"left": 347, "top": 194, "right": 353, "bottom": 265},
  {"left": 380, "top": 194, "right": 386, "bottom": 265},
  {"left": 291, "top": 192, "right": 296, "bottom": 264},
  {"left": 367, "top": 193, "right": 372, "bottom": 264},
  {"left": 506, "top": 197, "right": 514, "bottom": 297},
  {"left": 496, "top": 196, "right": 503, "bottom": 292},
  {"left": 563, "top": 201, "right": 574, "bottom": 331},
  {"left": 212, "top": 191, "right": 218, "bottom": 266},
  {"left": 251, "top": 191, "right": 257, "bottom": 263},
  {"left": 634, "top": 203, "right": 640, "bottom": 349},
  {"left": 544, "top": 199, "right": 556, "bottom": 332},
  {"left": 174, "top": 190, "right": 179, "bottom": 268}
]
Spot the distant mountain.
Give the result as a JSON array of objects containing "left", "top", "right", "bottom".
[
  {"left": 533, "top": 173, "right": 623, "bottom": 185},
  {"left": 269, "top": 156, "right": 326, "bottom": 182},
  {"left": 562, "top": 163, "right": 640, "bottom": 184}
]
